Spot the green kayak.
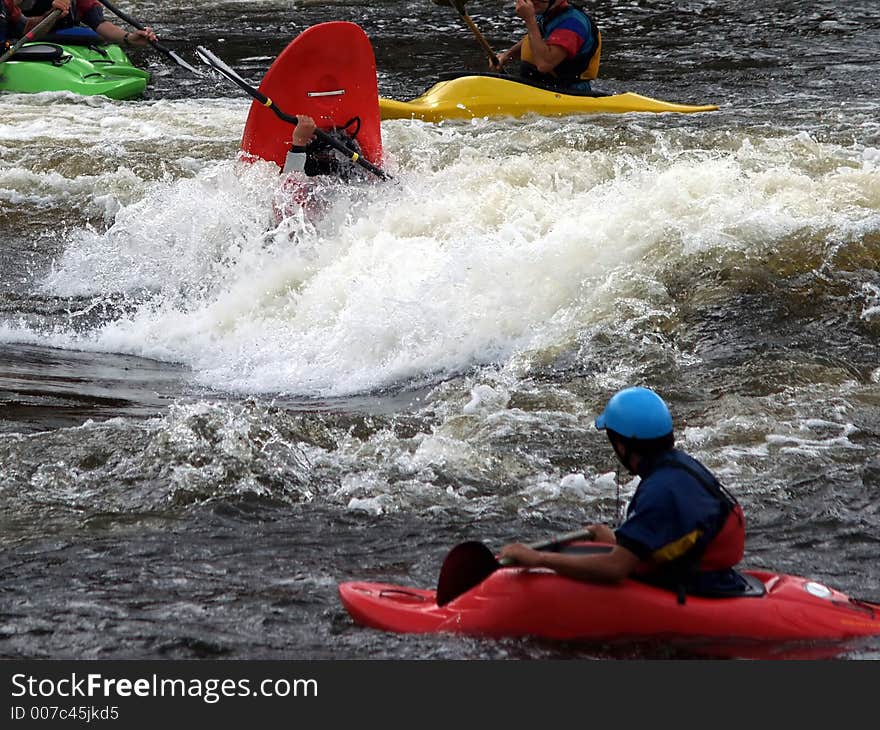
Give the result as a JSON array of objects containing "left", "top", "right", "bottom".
[{"left": 0, "top": 41, "right": 149, "bottom": 100}]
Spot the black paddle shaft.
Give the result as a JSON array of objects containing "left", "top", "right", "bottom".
[
  {"left": 94, "top": 0, "right": 202, "bottom": 74},
  {"left": 95, "top": 0, "right": 170, "bottom": 53}
]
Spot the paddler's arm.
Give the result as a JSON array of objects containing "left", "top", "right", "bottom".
[
  {"left": 282, "top": 114, "right": 316, "bottom": 175},
  {"left": 516, "top": 0, "right": 568, "bottom": 73},
  {"left": 94, "top": 20, "right": 157, "bottom": 48},
  {"left": 499, "top": 525, "right": 640, "bottom": 584}
]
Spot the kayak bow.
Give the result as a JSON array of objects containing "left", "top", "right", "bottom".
[{"left": 0, "top": 41, "right": 149, "bottom": 99}]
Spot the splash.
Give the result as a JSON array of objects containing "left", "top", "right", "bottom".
[{"left": 6, "top": 115, "right": 880, "bottom": 396}]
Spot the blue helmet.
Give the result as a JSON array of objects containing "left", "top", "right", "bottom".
[{"left": 594, "top": 387, "right": 673, "bottom": 440}]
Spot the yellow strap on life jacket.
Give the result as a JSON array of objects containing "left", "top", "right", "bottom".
[
  {"left": 583, "top": 30, "right": 601, "bottom": 80},
  {"left": 649, "top": 529, "right": 703, "bottom": 564}
]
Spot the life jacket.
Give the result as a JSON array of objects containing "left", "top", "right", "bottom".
[
  {"left": 658, "top": 450, "right": 745, "bottom": 569},
  {"left": 1, "top": 0, "right": 24, "bottom": 44},
  {"left": 630, "top": 450, "right": 746, "bottom": 602},
  {"left": 39, "top": 0, "right": 101, "bottom": 32},
  {"left": 520, "top": 2, "right": 601, "bottom": 84},
  {"left": 302, "top": 117, "right": 363, "bottom": 178},
  {"left": 63, "top": 0, "right": 81, "bottom": 30}
]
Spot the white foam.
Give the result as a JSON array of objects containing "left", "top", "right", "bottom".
[{"left": 4, "top": 115, "right": 878, "bottom": 396}]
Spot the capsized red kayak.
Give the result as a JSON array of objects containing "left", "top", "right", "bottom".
[{"left": 339, "top": 547, "right": 880, "bottom": 648}]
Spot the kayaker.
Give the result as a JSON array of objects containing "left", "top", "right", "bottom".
[
  {"left": 1, "top": 0, "right": 68, "bottom": 44},
  {"left": 280, "top": 114, "right": 365, "bottom": 179},
  {"left": 500, "top": 386, "right": 750, "bottom": 601},
  {"left": 23, "top": 0, "right": 156, "bottom": 47},
  {"left": 274, "top": 113, "right": 373, "bottom": 222},
  {"left": 490, "top": 0, "right": 601, "bottom": 93}
]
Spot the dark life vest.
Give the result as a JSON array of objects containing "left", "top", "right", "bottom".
[
  {"left": 303, "top": 117, "right": 363, "bottom": 179},
  {"left": 654, "top": 450, "right": 746, "bottom": 572}
]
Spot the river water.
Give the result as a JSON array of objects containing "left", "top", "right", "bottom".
[{"left": 1, "top": 0, "right": 878, "bottom": 659}]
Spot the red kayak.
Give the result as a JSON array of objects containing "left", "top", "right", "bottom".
[
  {"left": 240, "top": 21, "right": 383, "bottom": 169},
  {"left": 339, "top": 542, "right": 880, "bottom": 654}
]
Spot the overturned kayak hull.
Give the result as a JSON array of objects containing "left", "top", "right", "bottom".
[
  {"left": 379, "top": 74, "right": 718, "bottom": 122},
  {"left": 339, "top": 567, "right": 880, "bottom": 649},
  {"left": 0, "top": 42, "right": 149, "bottom": 99}
]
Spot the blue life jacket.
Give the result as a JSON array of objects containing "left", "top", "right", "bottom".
[
  {"left": 624, "top": 449, "right": 747, "bottom": 601},
  {"left": 37, "top": 0, "right": 105, "bottom": 33},
  {"left": 652, "top": 450, "right": 745, "bottom": 569},
  {"left": 520, "top": 3, "right": 601, "bottom": 87}
]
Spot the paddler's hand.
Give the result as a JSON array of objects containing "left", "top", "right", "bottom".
[
  {"left": 515, "top": 0, "right": 537, "bottom": 24},
  {"left": 49, "top": 0, "right": 70, "bottom": 17},
  {"left": 489, "top": 50, "right": 509, "bottom": 72},
  {"left": 125, "top": 27, "right": 158, "bottom": 47},
  {"left": 586, "top": 524, "right": 617, "bottom": 544},
  {"left": 292, "top": 114, "right": 317, "bottom": 147},
  {"left": 499, "top": 543, "right": 543, "bottom": 567}
]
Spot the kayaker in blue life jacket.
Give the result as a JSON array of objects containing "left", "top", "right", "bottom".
[
  {"left": 1, "top": 0, "right": 67, "bottom": 44},
  {"left": 490, "top": 0, "right": 601, "bottom": 93},
  {"left": 500, "top": 386, "right": 750, "bottom": 600},
  {"left": 23, "top": 0, "right": 156, "bottom": 47}
]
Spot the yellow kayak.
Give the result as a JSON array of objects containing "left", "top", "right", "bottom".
[{"left": 380, "top": 73, "right": 718, "bottom": 122}]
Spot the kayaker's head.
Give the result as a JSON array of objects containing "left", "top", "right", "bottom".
[
  {"left": 532, "top": 0, "right": 561, "bottom": 14},
  {"left": 595, "top": 386, "right": 674, "bottom": 475}
]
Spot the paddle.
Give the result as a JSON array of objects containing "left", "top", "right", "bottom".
[
  {"left": 0, "top": 8, "right": 62, "bottom": 67},
  {"left": 435, "top": 527, "right": 596, "bottom": 606},
  {"left": 432, "top": 0, "right": 504, "bottom": 71},
  {"left": 194, "top": 45, "right": 388, "bottom": 181},
  {"left": 94, "top": 0, "right": 203, "bottom": 76}
]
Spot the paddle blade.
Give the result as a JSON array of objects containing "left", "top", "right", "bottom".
[
  {"left": 164, "top": 47, "right": 204, "bottom": 77},
  {"left": 195, "top": 45, "right": 244, "bottom": 83},
  {"left": 435, "top": 540, "right": 500, "bottom": 607}
]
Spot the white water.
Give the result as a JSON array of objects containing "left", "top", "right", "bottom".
[{"left": 2, "top": 95, "right": 879, "bottom": 396}]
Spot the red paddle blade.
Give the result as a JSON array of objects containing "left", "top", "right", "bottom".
[{"left": 435, "top": 541, "right": 500, "bottom": 607}]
